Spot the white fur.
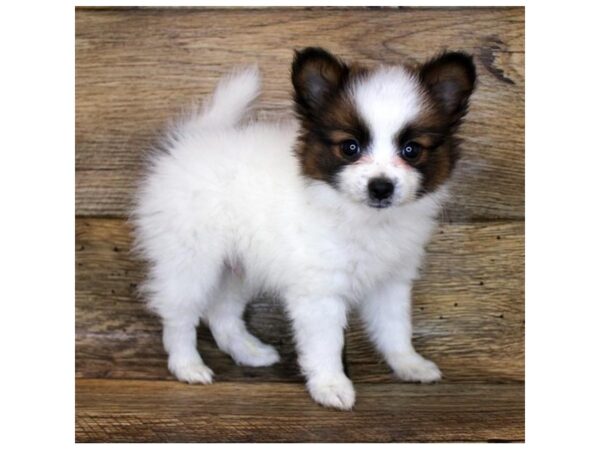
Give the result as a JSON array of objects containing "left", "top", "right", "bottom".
[
  {"left": 133, "top": 66, "right": 445, "bottom": 410},
  {"left": 338, "top": 67, "right": 427, "bottom": 206}
]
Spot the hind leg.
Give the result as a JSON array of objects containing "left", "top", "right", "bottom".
[
  {"left": 163, "top": 316, "right": 214, "bottom": 384},
  {"left": 148, "top": 262, "right": 222, "bottom": 384},
  {"left": 204, "top": 272, "right": 280, "bottom": 367}
]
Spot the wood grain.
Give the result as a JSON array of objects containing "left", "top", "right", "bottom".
[
  {"left": 76, "top": 217, "right": 524, "bottom": 383},
  {"left": 76, "top": 379, "right": 524, "bottom": 442},
  {"left": 75, "top": 8, "right": 525, "bottom": 442},
  {"left": 75, "top": 7, "right": 524, "bottom": 221}
]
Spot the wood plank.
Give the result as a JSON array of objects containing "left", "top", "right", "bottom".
[
  {"left": 76, "top": 379, "right": 524, "bottom": 442},
  {"left": 75, "top": 7, "right": 524, "bottom": 221},
  {"left": 76, "top": 217, "right": 524, "bottom": 383}
]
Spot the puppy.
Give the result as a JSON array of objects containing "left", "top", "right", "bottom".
[{"left": 133, "top": 47, "right": 476, "bottom": 410}]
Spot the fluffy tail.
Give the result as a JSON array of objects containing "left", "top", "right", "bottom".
[{"left": 197, "top": 65, "right": 262, "bottom": 128}]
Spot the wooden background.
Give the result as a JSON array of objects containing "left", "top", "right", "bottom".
[{"left": 75, "top": 6, "right": 524, "bottom": 443}]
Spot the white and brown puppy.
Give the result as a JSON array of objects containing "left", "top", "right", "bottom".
[{"left": 133, "top": 47, "right": 476, "bottom": 410}]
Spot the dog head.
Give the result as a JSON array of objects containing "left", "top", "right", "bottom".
[{"left": 292, "top": 47, "right": 476, "bottom": 209}]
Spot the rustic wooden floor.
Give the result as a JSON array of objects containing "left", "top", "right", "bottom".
[{"left": 75, "top": 6, "right": 524, "bottom": 443}]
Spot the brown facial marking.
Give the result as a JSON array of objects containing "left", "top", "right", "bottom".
[
  {"left": 292, "top": 48, "right": 372, "bottom": 185},
  {"left": 292, "top": 48, "right": 476, "bottom": 196},
  {"left": 327, "top": 130, "right": 357, "bottom": 143},
  {"left": 395, "top": 52, "right": 476, "bottom": 196},
  {"left": 395, "top": 98, "right": 460, "bottom": 194},
  {"left": 295, "top": 91, "right": 371, "bottom": 184}
]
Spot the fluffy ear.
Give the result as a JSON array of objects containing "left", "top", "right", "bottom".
[
  {"left": 419, "top": 52, "right": 476, "bottom": 120},
  {"left": 292, "top": 47, "right": 349, "bottom": 113}
]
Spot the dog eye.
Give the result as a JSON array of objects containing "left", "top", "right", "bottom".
[
  {"left": 400, "top": 142, "right": 422, "bottom": 162},
  {"left": 340, "top": 139, "right": 361, "bottom": 159}
]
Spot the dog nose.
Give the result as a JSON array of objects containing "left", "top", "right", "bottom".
[{"left": 368, "top": 178, "right": 395, "bottom": 201}]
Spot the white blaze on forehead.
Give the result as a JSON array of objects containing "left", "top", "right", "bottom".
[{"left": 350, "top": 66, "right": 424, "bottom": 161}]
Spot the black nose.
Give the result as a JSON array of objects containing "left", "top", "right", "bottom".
[{"left": 368, "top": 178, "right": 395, "bottom": 201}]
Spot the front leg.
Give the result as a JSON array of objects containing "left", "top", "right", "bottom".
[
  {"left": 360, "top": 280, "right": 442, "bottom": 383},
  {"left": 285, "top": 296, "right": 355, "bottom": 410}
]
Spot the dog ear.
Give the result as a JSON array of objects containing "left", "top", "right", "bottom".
[
  {"left": 292, "top": 47, "right": 349, "bottom": 114},
  {"left": 419, "top": 52, "right": 476, "bottom": 122}
]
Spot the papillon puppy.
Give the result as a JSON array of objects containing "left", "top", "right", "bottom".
[{"left": 133, "top": 47, "right": 476, "bottom": 410}]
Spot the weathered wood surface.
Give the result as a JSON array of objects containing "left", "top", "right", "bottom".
[
  {"left": 75, "top": 7, "right": 524, "bottom": 221},
  {"left": 76, "top": 217, "right": 524, "bottom": 383},
  {"left": 75, "top": 8, "right": 525, "bottom": 442},
  {"left": 76, "top": 379, "right": 524, "bottom": 442}
]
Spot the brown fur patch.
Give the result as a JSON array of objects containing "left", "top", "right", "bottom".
[
  {"left": 395, "top": 51, "right": 476, "bottom": 195},
  {"left": 419, "top": 51, "right": 477, "bottom": 127},
  {"left": 291, "top": 48, "right": 475, "bottom": 194},
  {"left": 293, "top": 54, "right": 372, "bottom": 184},
  {"left": 294, "top": 89, "right": 371, "bottom": 184},
  {"left": 395, "top": 102, "right": 461, "bottom": 195}
]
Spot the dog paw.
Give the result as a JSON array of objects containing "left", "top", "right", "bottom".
[
  {"left": 307, "top": 375, "right": 356, "bottom": 410},
  {"left": 390, "top": 352, "right": 442, "bottom": 383},
  {"left": 169, "top": 357, "right": 214, "bottom": 384},
  {"left": 232, "top": 340, "right": 281, "bottom": 367}
]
